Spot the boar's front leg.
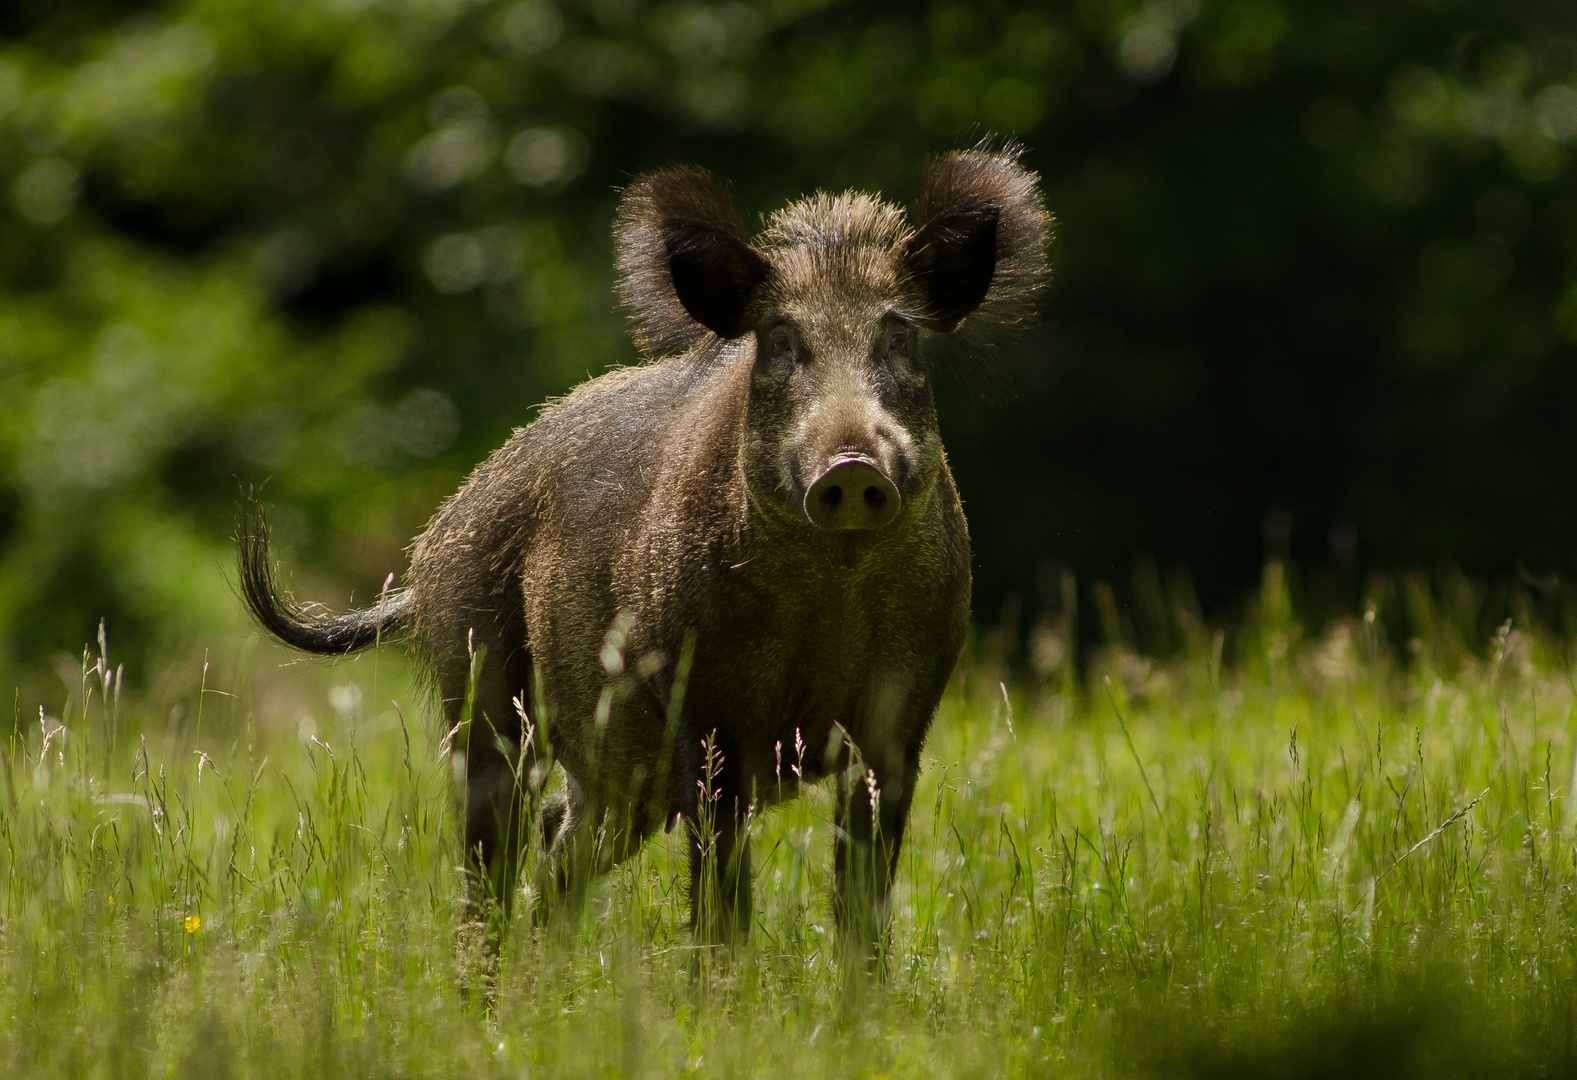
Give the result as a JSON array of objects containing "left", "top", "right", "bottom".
[
  {"left": 681, "top": 728, "right": 753, "bottom": 944},
  {"left": 686, "top": 804, "right": 754, "bottom": 945},
  {"left": 832, "top": 744, "right": 920, "bottom": 961},
  {"left": 531, "top": 776, "right": 652, "bottom": 927}
]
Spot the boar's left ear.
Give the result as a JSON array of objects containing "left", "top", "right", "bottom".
[
  {"left": 905, "top": 145, "right": 1052, "bottom": 333},
  {"left": 615, "top": 168, "right": 769, "bottom": 353}
]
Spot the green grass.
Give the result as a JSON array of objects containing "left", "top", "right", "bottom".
[{"left": 5, "top": 578, "right": 1577, "bottom": 1078}]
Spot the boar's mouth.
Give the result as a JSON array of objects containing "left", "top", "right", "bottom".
[{"left": 802, "top": 455, "right": 901, "bottom": 532}]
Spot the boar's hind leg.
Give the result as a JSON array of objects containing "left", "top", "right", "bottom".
[
  {"left": 833, "top": 746, "right": 920, "bottom": 961},
  {"left": 454, "top": 637, "right": 540, "bottom": 926}
]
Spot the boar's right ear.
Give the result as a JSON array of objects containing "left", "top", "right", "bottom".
[
  {"left": 615, "top": 168, "right": 769, "bottom": 353},
  {"left": 905, "top": 145, "right": 1052, "bottom": 333}
]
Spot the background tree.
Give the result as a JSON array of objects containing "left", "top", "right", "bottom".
[{"left": 2, "top": 0, "right": 1575, "bottom": 688}]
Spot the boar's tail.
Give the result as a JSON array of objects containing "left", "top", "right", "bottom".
[{"left": 237, "top": 505, "right": 416, "bottom": 655}]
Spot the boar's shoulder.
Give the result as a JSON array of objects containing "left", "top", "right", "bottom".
[{"left": 417, "top": 344, "right": 741, "bottom": 566}]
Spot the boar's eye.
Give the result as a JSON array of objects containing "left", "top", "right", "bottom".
[
  {"left": 886, "top": 325, "right": 915, "bottom": 359},
  {"left": 768, "top": 326, "right": 794, "bottom": 358}
]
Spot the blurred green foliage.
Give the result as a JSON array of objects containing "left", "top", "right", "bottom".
[{"left": 2, "top": 0, "right": 1575, "bottom": 682}]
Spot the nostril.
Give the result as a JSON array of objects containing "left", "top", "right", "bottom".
[{"left": 805, "top": 458, "right": 900, "bottom": 531}]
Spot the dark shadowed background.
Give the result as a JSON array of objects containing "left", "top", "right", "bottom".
[{"left": 2, "top": 0, "right": 1575, "bottom": 690}]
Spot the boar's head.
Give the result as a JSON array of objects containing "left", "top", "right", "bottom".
[{"left": 615, "top": 146, "right": 1050, "bottom": 536}]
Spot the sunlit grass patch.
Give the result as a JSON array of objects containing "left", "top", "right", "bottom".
[{"left": 2, "top": 603, "right": 1575, "bottom": 1077}]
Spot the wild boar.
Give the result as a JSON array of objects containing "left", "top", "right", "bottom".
[{"left": 240, "top": 144, "right": 1050, "bottom": 952}]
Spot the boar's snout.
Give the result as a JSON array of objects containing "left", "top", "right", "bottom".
[{"left": 804, "top": 456, "right": 901, "bottom": 532}]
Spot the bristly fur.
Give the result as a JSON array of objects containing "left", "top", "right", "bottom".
[
  {"left": 910, "top": 143, "right": 1052, "bottom": 328},
  {"left": 759, "top": 192, "right": 928, "bottom": 326},
  {"left": 761, "top": 191, "right": 910, "bottom": 253},
  {"left": 614, "top": 168, "right": 759, "bottom": 355}
]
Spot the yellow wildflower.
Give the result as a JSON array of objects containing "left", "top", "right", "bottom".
[{"left": 183, "top": 914, "right": 201, "bottom": 934}]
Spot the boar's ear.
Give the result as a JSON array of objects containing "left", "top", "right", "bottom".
[
  {"left": 905, "top": 145, "right": 1052, "bottom": 333},
  {"left": 615, "top": 168, "right": 769, "bottom": 352}
]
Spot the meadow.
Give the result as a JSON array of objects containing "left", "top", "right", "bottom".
[{"left": 4, "top": 568, "right": 1577, "bottom": 1078}]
